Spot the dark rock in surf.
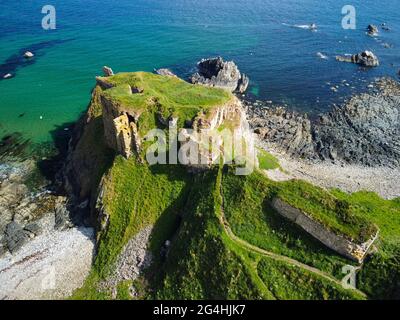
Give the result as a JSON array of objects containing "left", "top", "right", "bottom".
[
  {"left": 191, "top": 57, "right": 250, "bottom": 93},
  {"left": 248, "top": 78, "right": 400, "bottom": 168},
  {"left": 367, "top": 24, "right": 379, "bottom": 36},
  {"left": 336, "top": 51, "right": 379, "bottom": 67}
]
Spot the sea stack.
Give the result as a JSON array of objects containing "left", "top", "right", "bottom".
[{"left": 191, "top": 57, "right": 250, "bottom": 93}]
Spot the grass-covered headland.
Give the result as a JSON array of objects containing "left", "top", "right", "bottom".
[{"left": 70, "top": 72, "right": 400, "bottom": 300}]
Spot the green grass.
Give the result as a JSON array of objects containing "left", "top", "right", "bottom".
[
  {"left": 95, "top": 155, "right": 192, "bottom": 277},
  {"left": 116, "top": 281, "right": 133, "bottom": 300},
  {"left": 71, "top": 155, "right": 192, "bottom": 299},
  {"left": 276, "top": 180, "right": 378, "bottom": 243},
  {"left": 100, "top": 72, "right": 232, "bottom": 133},
  {"left": 256, "top": 257, "right": 363, "bottom": 300},
  {"left": 257, "top": 148, "right": 280, "bottom": 170},
  {"left": 329, "top": 190, "right": 400, "bottom": 299},
  {"left": 152, "top": 169, "right": 272, "bottom": 300},
  {"left": 222, "top": 169, "right": 355, "bottom": 278},
  {"left": 70, "top": 72, "right": 400, "bottom": 300}
]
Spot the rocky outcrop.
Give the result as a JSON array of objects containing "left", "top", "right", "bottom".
[
  {"left": 0, "top": 161, "right": 64, "bottom": 256},
  {"left": 312, "top": 80, "right": 400, "bottom": 167},
  {"left": 154, "top": 68, "right": 176, "bottom": 77},
  {"left": 272, "top": 198, "right": 378, "bottom": 262},
  {"left": 249, "top": 78, "right": 400, "bottom": 168},
  {"left": 248, "top": 106, "right": 314, "bottom": 159},
  {"left": 102, "top": 66, "right": 114, "bottom": 77},
  {"left": 367, "top": 24, "right": 379, "bottom": 36},
  {"left": 179, "top": 96, "right": 256, "bottom": 171},
  {"left": 101, "top": 90, "right": 256, "bottom": 171},
  {"left": 336, "top": 51, "right": 379, "bottom": 67},
  {"left": 101, "top": 95, "right": 142, "bottom": 159},
  {"left": 191, "top": 57, "right": 249, "bottom": 93}
]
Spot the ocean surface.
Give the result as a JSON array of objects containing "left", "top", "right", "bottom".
[{"left": 0, "top": 0, "right": 399, "bottom": 145}]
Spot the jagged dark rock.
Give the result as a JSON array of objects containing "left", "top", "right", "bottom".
[
  {"left": 367, "top": 24, "right": 379, "bottom": 36},
  {"left": 5, "top": 221, "right": 29, "bottom": 253},
  {"left": 54, "top": 197, "right": 73, "bottom": 230},
  {"left": 191, "top": 57, "right": 249, "bottom": 93},
  {"left": 24, "top": 222, "right": 41, "bottom": 236},
  {"left": 336, "top": 51, "right": 379, "bottom": 67},
  {"left": 249, "top": 78, "right": 400, "bottom": 168}
]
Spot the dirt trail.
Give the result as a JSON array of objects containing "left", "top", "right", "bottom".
[{"left": 218, "top": 171, "right": 367, "bottom": 299}]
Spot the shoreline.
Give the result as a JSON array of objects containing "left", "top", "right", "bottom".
[
  {"left": 258, "top": 140, "right": 400, "bottom": 200},
  {"left": 247, "top": 77, "right": 400, "bottom": 173},
  {"left": 0, "top": 70, "right": 399, "bottom": 299}
]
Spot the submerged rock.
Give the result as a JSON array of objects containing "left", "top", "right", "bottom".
[
  {"left": 336, "top": 51, "right": 379, "bottom": 67},
  {"left": 191, "top": 57, "right": 250, "bottom": 93},
  {"left": 381, "top": 23, "right": 390, "bottom": 31}
]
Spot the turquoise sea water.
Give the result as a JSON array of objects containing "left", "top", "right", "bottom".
[{"left": 0, "top": 0, "right": 399, "bottom": 144}]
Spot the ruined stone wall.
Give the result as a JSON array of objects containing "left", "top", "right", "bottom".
[
  {"left": 271, "top": 198, "right": 378, "bottom": 263},
  {"left": 101, "top": 95, "right": 141, "bottom": 159}
]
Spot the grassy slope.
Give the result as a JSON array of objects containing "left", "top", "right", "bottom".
[
  {"left": 276, "top": 180, "right": 377, "bottom": 243},
  {"left": 71, "top": 72, "right": 399, "bottom": 300},
  {"left": 257, "top": 148, "right": 280, "bottom": 170},
  {"left": 331, "top": 190, "right": 400, "bottom": 299},
  {"left": 150, "top": 166, "right": 362, "bottom": 300},
  {"left": 72, "top": 156, "right": 192, "bottom": 299},
  {"left": 152, "top": 169, "right": 272, "bottom": 300},
  {"left": 222, "top": 170, "right": 354, "bottom": 279}
]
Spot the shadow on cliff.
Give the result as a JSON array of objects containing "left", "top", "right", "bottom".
[
  {"left": 261, "top": 198, "right": 351, "bottom": 268},
  {"left": 142, "top": 164, "right": 194, "bottom": 293},
  {"left": 36, "top": 121, "right": 76, "bottom": 192}
]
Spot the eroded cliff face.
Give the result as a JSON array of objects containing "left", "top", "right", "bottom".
[
  {"left": 101, "top": 92, "right": 256, "bottom": 170},
  {"left": 101, "top": 94, "right": 141, "bottom": 159},
  {"left": 63, "top": 84, "right": 115, "bottom": 219},
  {"left": 181, "top": 97, "right": 256, "bottom": 171}
]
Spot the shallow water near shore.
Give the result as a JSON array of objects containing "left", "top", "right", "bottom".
[{"left": 0, "top": 0, "right": 399, "bottom": 146}]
